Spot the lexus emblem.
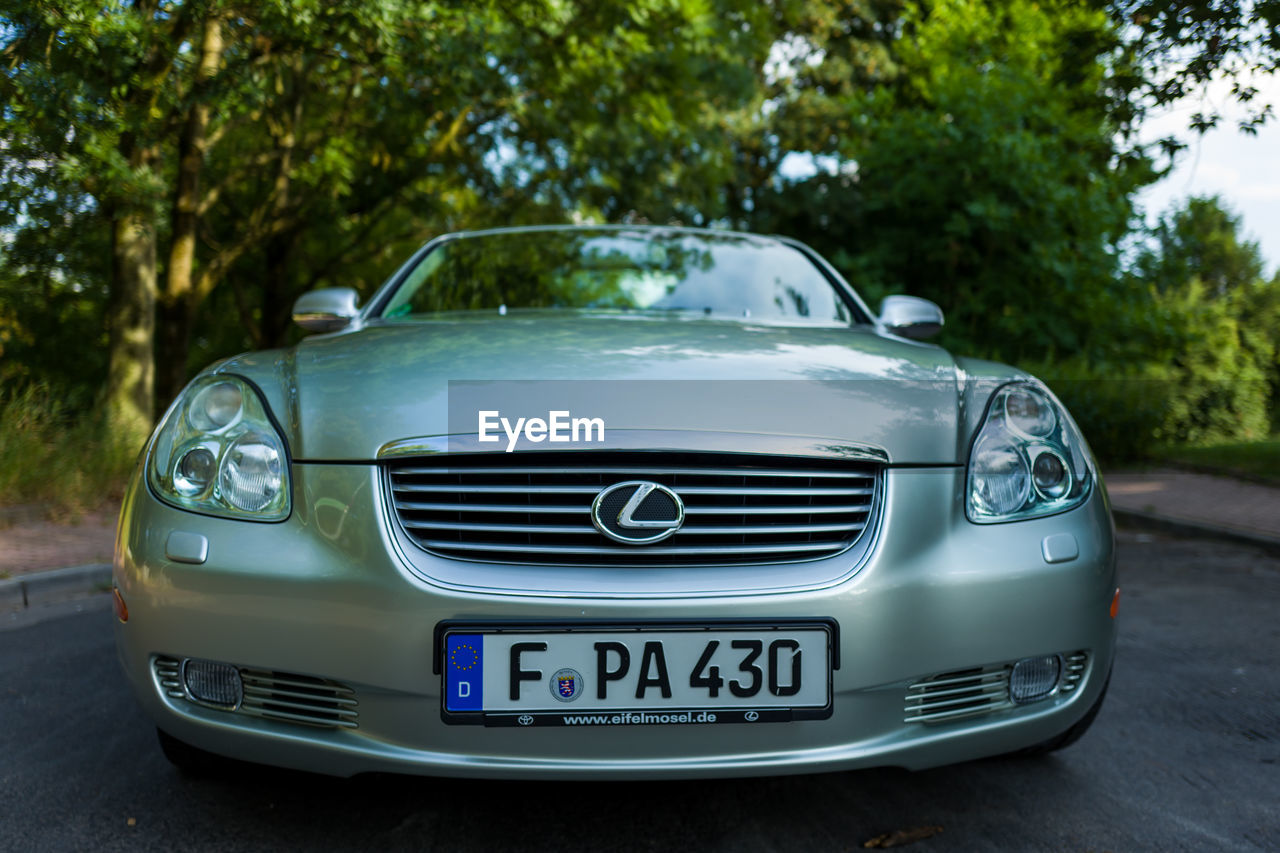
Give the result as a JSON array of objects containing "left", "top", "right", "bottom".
[{"left": 591, "top": 481, "right": 685, "bottom": 544}]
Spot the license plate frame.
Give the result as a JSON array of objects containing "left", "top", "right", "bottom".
[{"left": 435, "top": 619, "right": 838, "bottom": 727}]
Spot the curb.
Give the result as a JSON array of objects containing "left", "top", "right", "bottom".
[
  {"left": 1112, "top": 508, "right": 1280, "bottom": 557},
  {"left": 0, "top": 563, "right": 112, "bottom": 611}
]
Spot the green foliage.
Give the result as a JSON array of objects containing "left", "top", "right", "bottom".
[
  {"left": 747, "top": 7, "right": 1274, "bottom": 463},
  {"left": 1036, "top": 197, "right": 1277, "bottom": 461},
  {"left": 1147, "top": 281, "right": 1271, "bottom": 443},
  {"left": 1240, "top": 275, "right": 1280, "bottom": 430},
  {"left": 1157, "top": 436, "right": 1280, "bottom": 484},
  {"left": 1, "top": 0, "right": 1277, "bottom": 488},
  {"left": 0, "top": 209, "right": 112, "bottom": 410},
  {"left": 754, "top": 0, "right": 1155, "bottom": 366},
  {"left": 2, "top": 0, "right": 782, "bottom": 410},
  {"left": 1134, "top": 196, "right": 1280, "bottom": 433},
  {"left": 1137, "top": 196, "right": 1269, "bottom": 297},
  {"left": 1032, "top": 362, "right": 1176, "bottom": 464},
  {"left": 1112, "top": 0, "right": 1280, "bottom": 133},
  {"left": 1032, "top": 281, "right": 1271, "bottom": 463},
  {"left": 0, "top": 384, "right": 137, "bottom": 515}
]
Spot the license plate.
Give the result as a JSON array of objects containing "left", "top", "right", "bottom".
[{"left": 439, "top": 622, "right": 834, "bottom": 727}]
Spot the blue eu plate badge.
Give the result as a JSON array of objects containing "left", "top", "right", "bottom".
[{"left": 446, "top": 634, "right": 484, "bottom": 712}]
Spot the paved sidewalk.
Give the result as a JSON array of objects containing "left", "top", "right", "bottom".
[
  {"left": 1105, "top": 468, "right": 1280, "bottom": 546},
  {"left": 0, "top": 505, "right": 118, "bottom": 578}
]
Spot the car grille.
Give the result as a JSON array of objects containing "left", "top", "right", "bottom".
[
  {"left": 154, "top": 657, "right": 359, "bottom": 729},
  {"left": 386, "top": 451, "right": 880, "bottom": 566}
]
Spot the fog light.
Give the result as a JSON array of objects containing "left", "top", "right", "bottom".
[
  {"left": 181, "top": 659, "right": 243, "bottom": 709},
  {"left": 1010, "top": 655, "right": 1061, "bottom": 704}
]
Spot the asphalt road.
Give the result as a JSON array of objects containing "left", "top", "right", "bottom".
[{"left": 2, "top": 530, "right": 1277, "bottom": 852}]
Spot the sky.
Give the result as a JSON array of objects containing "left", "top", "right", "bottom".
[{"left": 1136, "top": 71, "right": 1280, "bottom": 276}]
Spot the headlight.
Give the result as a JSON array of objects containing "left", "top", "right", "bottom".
[
  {"left": 966, "top": 381, "right": 1092, "bottom": 523},
  {"left": 147, "top": 375, "right": 290, "bottom": 521}
]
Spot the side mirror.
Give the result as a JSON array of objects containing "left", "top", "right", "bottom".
[
  {"left": 292, "top": 288, "right": 360, "bottom": 333},
  {"left": 879, "top": 294, "right": 944, "bottom": 340}
]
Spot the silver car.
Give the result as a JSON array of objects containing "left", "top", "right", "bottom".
[{"left": 114, "top": 225, "right": 1117, "bottom": 778}]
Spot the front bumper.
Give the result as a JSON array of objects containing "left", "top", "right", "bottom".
[{"left": 114, "top": 463, "right": 1117, "bottom": 779}]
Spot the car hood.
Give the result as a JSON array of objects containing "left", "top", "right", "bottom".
[{"left": 217, "top": 314, "right": 1013, "bottom": 464}]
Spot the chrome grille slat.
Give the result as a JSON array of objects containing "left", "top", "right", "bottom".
[
  {"left": 394, "top": 483, "right": 607, "bottom": 494},
  {"left": 238, "top": 705, "right": 360, "bottom": 729},
  {"left": 395, "top": 501, "right": 592, "bottom": 514},
  {"left": 685, "top": 504, "right": 872, "bottom": 516},
  {"left": 240, "top": 695, "right": 359, "bottom": 719},
  {"left": 402, "top": 520, "right": 863, "bottom": 536},
  {"left": 905, "top": 671, "right": 1007, "bottom": 692},
  {"left": 416, "top": 539, "right": 853, "bottom": 556},
  {"left": 239, "top": 684, "right": 359, "bottom": 706},
  {"left": 392, "top": 466, "right": 873, "bottom": 480},
  {"left": 905, "top": 681, "right": 1007, "bottom": 702},
  {"left": 904, "top": 688, "right": 1007, "bottom": 712},
  {"left": 1058, "top": 651, "right": 1089, "bottom": 692},
  {"left": 393, "top": 501, "right": 872, "bottom": 516},
  {"left": 404, "top": 521, "right": 600, "bottom": 535},
  {"left": 392, "top": 483, "right": 874, "bottom": 497},
  {"left": 387, "top": 451, "right": 881, "bottom": 566},
  {"left": 905, "top": 703, "right": 1007, "bottom": 724},
  {"left": 154, "top": 657, "right": 185, "bottom": 699},
  {"left": 238, "top": 672, "right": 356, "bottom": 695}
]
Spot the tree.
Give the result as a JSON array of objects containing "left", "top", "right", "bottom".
[
  {"left": 2, "top": 0, "right": 779, "bottom": 440},
  {"left": 1112, "top": 0, "right": 1280, "bottom": 133},
  {"left": 1136, "top": 195, "right": 1279, "bottom": 434},
  {"left": 751, "top": 0, "right": 1155, "bottom": 366},
  {"left": 1137, "top": 195, "right": 1268, "bottom": 296}
]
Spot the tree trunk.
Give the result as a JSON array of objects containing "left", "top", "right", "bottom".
[
  {"left": 105, "top": 204, "right": 158, "bottom": 451},
  {"left": 157, "top": 15, "right": 224, "bottom": 407}
]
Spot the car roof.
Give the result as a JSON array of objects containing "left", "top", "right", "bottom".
[{"left": 436, "top": 223, "right": 788, "bottom": 245}]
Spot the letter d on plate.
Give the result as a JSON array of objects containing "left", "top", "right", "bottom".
[{"left": 446, "top": 634, "right": 484, "bottom": 711}]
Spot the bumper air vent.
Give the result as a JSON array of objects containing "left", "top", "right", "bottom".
[
  {"left": 904, "top": 664, "right": 1013, "bottom": 724},
  {"left": 904, "top": 650, "right": 1092, "bottom": 724},
  {"left": 153, "top": 656, "right": 358, "bottom": 730}
]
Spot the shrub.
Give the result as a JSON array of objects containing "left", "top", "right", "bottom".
[
  {"left": 1027, "top": 281, "right": 1271, "bottom": 464},
  {"left": 0, "top": 384, "right": 138, "bottom": 516}
]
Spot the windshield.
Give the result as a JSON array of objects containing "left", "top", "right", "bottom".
[{"left": 380, "top": 229, "right": 855, "bottom": 325}]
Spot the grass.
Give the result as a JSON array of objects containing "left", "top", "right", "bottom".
[
  {"left": 0, "top": 384, "right": 138, "bottom": 517},
  {"left": 1156, "top": 436, "right": 1280, "bottom": 485}
]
